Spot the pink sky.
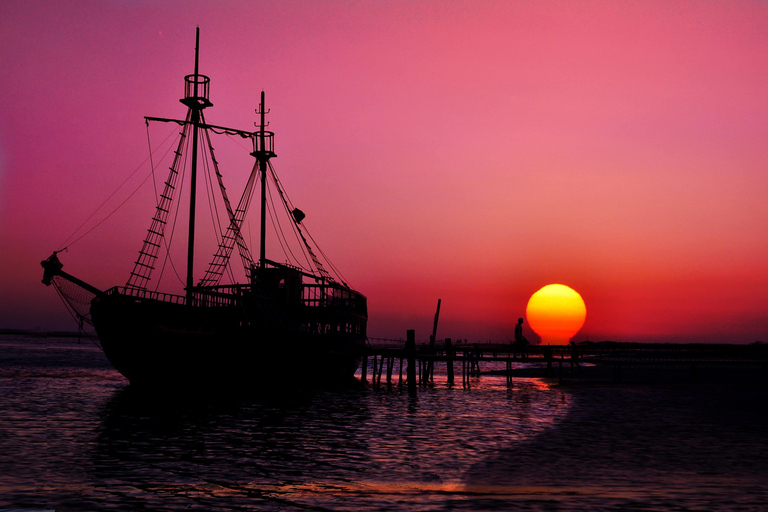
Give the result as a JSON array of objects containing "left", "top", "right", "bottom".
[{"left": 1, "top": 0, "right": 767, "bottom": 343}]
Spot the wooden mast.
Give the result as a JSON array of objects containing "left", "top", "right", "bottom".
[
  {"left": 182, "top": 27, "right": 212, "bottom": 302},
  {"left": 186, "top": 28, "right": 201, "bottom": 301},
  {"left": 251, "top": 91, "right": 275, "bottom": 269},
  {"left": 259, "top": 91, "right": 267, "bottom": 267}
]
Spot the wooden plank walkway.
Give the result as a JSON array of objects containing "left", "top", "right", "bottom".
[{"left": 360, "top": 332, "right": 768, "bottom": 392}]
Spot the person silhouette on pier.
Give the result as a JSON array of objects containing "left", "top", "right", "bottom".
[
  {"left": 570, "top": 340, "right": 580, "bottom": 367},
  {"left": 514, "top": 317, "right": 529, "bottom": 360}
]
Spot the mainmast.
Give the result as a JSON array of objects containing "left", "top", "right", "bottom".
[
  {"left": 180, "top": 27, "right": 212, "bottom": 301},
  {"left": 251, "top": 91, "right": 276, "bottom": 268}
]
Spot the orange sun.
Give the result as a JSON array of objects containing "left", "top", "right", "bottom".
[{"left": 526, "top": 284, "right": 586, "bottom": 345}]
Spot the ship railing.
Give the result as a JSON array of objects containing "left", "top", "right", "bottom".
[
  {"left": 191, "top": 285, "right": 251, "bottom": 307},
  {"left": 301, "top": 283, "right": 367, "bottom": 315},
  {"left": 108, "top": 286, "right": 245, "bottom": 308},
  {"left": 107, "top": 286, "right": 187, "bottom": 305},
  {"left": 196, "top": 283, "right": 252, "bottom": 294}
]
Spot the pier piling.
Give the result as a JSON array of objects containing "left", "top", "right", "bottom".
[
  {"left": 446, "top": 338, "right": 454, "bottom": 386},
  {"left": 406, "top": 330, "right": 417, "bottom": 395},
  {"left": 380, "top": 355, "right": 385, "bottom": 385}
]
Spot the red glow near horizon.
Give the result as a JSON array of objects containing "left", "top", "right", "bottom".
[{"left": 1, "top": 1, "right": 768, "bottom": 343}]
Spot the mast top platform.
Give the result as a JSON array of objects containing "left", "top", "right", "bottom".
[
  {"left": 180, "top": 27, "right": 212, "bottom": 110},
  {"left": 181, "top": 74, "right": 212, "bottom": 109},
  {"left": 251, "top": 91, "right": 276, "bottom": 159},
  {"left": 251, "top": 129, "right": 276, "bottom": 159}
]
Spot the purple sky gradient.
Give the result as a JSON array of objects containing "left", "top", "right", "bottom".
[{"left": 1, "top": 0, "right": 767, "bottom": 342}]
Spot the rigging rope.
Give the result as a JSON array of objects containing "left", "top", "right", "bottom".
[
  {"left": 267, "top": 162, "right": 335, "bottom": 283},
  {"left": 267, "top": 160, "right": 352, "bottom": 287},
  {"left": 146, "top": 119, "right": 159, "bottom": 205},
  {"left": 200, "top": 126, "right": 237, "bottom": 284},
  {"left": 266, "top": 181, "right": 310, "bottom": 270},
  {"left": 202, "top": 131, "right": 224, "bottom": 241},
  {"left": 126, "top": 111, "right": 192, "bottom": 291},
  {"left": 57, "top": 127, "right": 179, "bottom": 252},
  {"left": 201, "top": 116, "right": 256, "bottom": 280},
  {"left": 200, "top": 112, "right": 226, "bottom": 240},
  {"left": 153, "top": 126, "right": 190, "bottom": 290},
  {"left": 226, "top": 133, "right": 251, "bottom": 152},
  {"left": 54, "top": 111, "right": 357, "bottom": 295},
  {"left": 305, "top": 228, "right": 351, "bottom": 288},
  {"left": 207, "top": 125, "right": 253, "bottom": 138}
]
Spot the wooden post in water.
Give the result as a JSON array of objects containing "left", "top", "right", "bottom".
[
  {"left": 544, "top": 346, "right": 553, "bottom": 376},
  {"left": 446, "top": 338, "right": 454, "bottom": 386},
  {"left": 462, "top": 349, "right": 468, "bottom": 388},
  {"left": 406, "top": 330, "right": 417, "bottom": 395},
  {"left": 427, "top": 299, "right": 441, "bottom": 383},
  {"left": 386, "top": 356, "right": 393, "bottom": 385},
  {"left": 418, "top": 356, "right": 423, "bottom": 385},
  {"left": 372, "top": 354, "right": 378, "bottom": 387},
  {"left": 377, "top": 355, "right": 385, "bottom": 384},
  {"left": 466, "top": 353, "right": 471, "bottom": 389},
  {"left": 361, "top": 354, "right": 368, "bottom": 383}
]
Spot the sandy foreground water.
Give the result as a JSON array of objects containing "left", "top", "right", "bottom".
[
  {"left": 465, "top": 364, "right": 768, "bottom": 510},
  {"left": 1, "top": 335, "right": 767, "bottom": 511}
]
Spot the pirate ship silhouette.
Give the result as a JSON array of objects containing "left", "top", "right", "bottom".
[{"left": 41, "top": 29, "right": 367, "bottom": 387}]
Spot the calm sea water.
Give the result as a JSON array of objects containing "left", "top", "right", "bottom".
[{"left": 1, "top": 334, "right": 767, "bottom": 511}]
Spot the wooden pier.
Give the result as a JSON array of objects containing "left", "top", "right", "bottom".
[{"left": 359, "top": 331, "right": 768, "bottom": 393}]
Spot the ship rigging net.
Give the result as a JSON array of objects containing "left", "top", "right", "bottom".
[{"left": 49, "top": 274, "right": 95, "bottom": 327}]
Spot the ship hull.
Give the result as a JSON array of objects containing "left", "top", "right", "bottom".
[{"left": 91, "top": 292, "right": 365, "bottom": 389}]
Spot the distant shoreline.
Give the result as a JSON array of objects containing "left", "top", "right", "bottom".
[
  {"left": 0, "top": 328, "right": 96, "bottom": 338},
  {"left": 1, "top": 327, "right": 764, "bottom": 346}
]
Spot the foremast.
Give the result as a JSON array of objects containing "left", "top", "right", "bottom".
[
  {"left": 125, "top": 27, "right": 217, "bottom": 299},
  {"left": 179, "top": 27, "right": 211, "bottom": 302}
]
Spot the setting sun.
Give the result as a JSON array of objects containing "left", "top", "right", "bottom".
[{"left": 526, "top": 284, "right": 587, "bottom": 345}]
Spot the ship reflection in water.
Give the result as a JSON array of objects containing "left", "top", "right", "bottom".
[
  {"left": 3, "top": 334, "right": 768, "bottom": 511},
  {"left": 88, "top": 372, "right": 568, "bottom": 510}
]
